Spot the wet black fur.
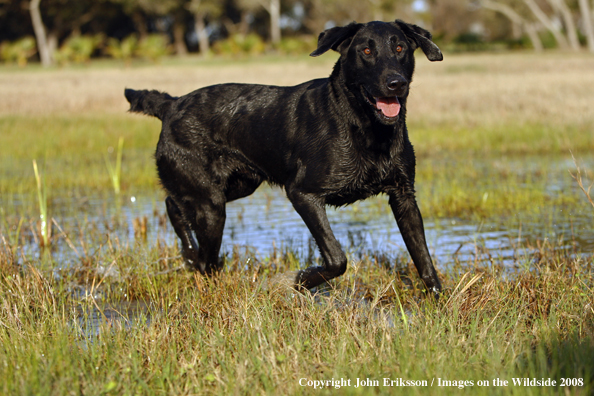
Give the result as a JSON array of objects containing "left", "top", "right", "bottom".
[{"left": 125, "top": 19, "right": 443, "bottom": 295}]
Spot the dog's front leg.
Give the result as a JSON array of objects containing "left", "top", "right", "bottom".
[
  {"left": 279, "top": 189, "right": 347, "bottom": 290},
  {"left": 388, "top": 193, "right": 442, "bottom": 297}
]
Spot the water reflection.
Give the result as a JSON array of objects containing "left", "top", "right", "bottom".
[
  {"left": 5, "top": 182, "right": 593, "bottom": 272},
  {"left": 73, "top": 300, "right": 151, "bottom": 344},
  {"left": 4, "top": 166, "right": 593, "bottom": 340}
]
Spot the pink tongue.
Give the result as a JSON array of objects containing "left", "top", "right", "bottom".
[{"left": 376, "top": 97, "right": 401, "bottom": 117}]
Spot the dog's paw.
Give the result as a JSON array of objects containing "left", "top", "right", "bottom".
[{"left": 181, "top": 253, "right": 201, "bottom": 273}]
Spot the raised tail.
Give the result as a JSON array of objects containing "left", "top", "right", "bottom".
[{"left": 124, "top": 88, "right": 176, "bottom": 120}]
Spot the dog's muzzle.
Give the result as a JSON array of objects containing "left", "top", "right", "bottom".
[{"left": 363, "top": 87, "right": 402, "bottom": 119}]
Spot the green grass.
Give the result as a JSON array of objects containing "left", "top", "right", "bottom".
[
  {"left": 3, "top": 114, "right": 591, "bottom": 165},
  {"left": 2, "top": 114, "right": 591, "bottom": 221},
  {"left": 0, "top": 115, "right": 160, "bottom": 195},
  {"left": 410, "top": 121, "right": 594, "bottom": 157},
  {"left": 104, "top": 136, "right": 125, "bottom": 195},
  {"left": 32, "top": 159, "right": 50, "bottom": 246}
]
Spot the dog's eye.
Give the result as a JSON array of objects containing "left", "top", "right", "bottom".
[
  {"left": 363, "top": 47, "right": 371, "bottom": 55},
  {"left": 396, "top": 45, "right": 403, "bottom": 53}
]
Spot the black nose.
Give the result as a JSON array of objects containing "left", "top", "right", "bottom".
[{"left": 386, "top": 75, "right": 408, "bottom": 92}]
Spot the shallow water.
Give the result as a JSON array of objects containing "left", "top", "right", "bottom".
[
  {"left": 2, "top": 154, "right": 593, "bottom": 276},
  {"left": 3, "top": 156, "right": 593, "bottom": 338},
  {"left": 74, "top": 300, "right": 151, "bottom": 341},
  {"left": 5, "top": 178, "right": 593, "bottom": 273}
]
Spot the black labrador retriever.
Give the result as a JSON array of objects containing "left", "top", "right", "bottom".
[{"left": 125, "top": 19, "right": 443, "bottom": 296}]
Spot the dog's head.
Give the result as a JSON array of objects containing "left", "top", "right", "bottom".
[{"left": 311, "top": 20, "right": 442, "bottom": 125}]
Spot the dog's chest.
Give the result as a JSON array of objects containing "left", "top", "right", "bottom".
[{"left": 323, "top": 150, "right": 398, "bottom": 206}]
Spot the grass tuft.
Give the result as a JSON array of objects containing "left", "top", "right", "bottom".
[
  {"left": 32, "top": 159, "right": 51, "bottom": 247},
  {"left": 104, "top": 136, "right": 124, "bottom": 195},
  {"left": 570, "top": 152, "right": 594, "bottom": 211}
]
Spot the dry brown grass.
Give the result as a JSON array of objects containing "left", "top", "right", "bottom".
[
  {"left": 0, "top": 58, "right": 334, "bottom": 116},
  {"left": 1, "top": 52, "right": 593, "bottom": 130},
  {"left": 410, "top": 51, "right": 594, "bottom": 128}
]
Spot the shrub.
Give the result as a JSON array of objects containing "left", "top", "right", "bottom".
[
  {"left": 105, "top": 35, "right": 138, "bottom": 65},
  {"left": 0, "top": 37, "right": 37, "bottom": 66},
  {"left": 135, "top": 34, "right": 171, "bottom": 63},
  {"left": 54, "top": 34, "right": 104, "bottom": 65},
  {"left": 277, "top": 36, "right": 317, "bottom": 55},
  {"left": 213, "top": 33, "right": 267, "bottom": 56}
]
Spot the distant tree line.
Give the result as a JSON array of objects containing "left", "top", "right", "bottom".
[
  {"left": 1, "top": 0, "right": 593, "bottom": 66},
  {"left": 474, "top": 0, "right": 594, "bottom": 52}
]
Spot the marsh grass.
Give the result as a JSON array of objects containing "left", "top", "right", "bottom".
[
  {"left": 2, "top": 52, "right": 593, "bottom": 219},
  {"left": 1, "top": 234, "right": 593, "bottom": 395},
  {"left": 1, "top": 115, "right": 589, "bottom": 223},
  {"left": 0, "top": 115, "right": 159, "bottom": 195},
  {"left": 104, "top": 137, "right": 124, "bottom": 195},
  {"left": 570, "top": 154, "right": 594, "bottom": 211},
  {"left": 32, "top": 159, "right": 51, "bottom": 247}
]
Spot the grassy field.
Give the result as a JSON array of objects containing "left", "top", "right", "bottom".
[
  {"left": 2, "top": 52, "right": 593, "bottom": 217},
  {"left": 1, "top": 242, "right": 593, "bottom": 395},
  {"left": 1, "top": 52, "right": 594, "bottom": 395}
]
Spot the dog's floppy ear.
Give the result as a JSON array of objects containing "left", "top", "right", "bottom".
[
  {"left": 310, "top": 23, "right": 362, "bottom": 57},
  {"left": 394, "top": 20, "right": 443, "bottom": 62}
]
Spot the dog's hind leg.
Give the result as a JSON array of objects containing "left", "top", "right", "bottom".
[
  {"left": 165, "top": 197, "right": 203, "bottom": 272},
  {"left": 192, "top": 196, "right": 226, "bottom": 274},
  {"left": 166, "top": 195, "right": 226, "bottom": 274}
]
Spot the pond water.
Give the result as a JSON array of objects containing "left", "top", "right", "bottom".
[
  {"left": 3, "top": 156, "right": 593, "bottom": 337},
  {"left": 6, "top": 175, "right": 594, "bottom": 273}
]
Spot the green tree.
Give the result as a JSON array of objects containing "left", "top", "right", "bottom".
[
  {"left": 237, "top": 0, "right": 282, "bottom": 43},
  {"left": 478, "top": 0, "right": 544, "bottom": 50},
  {"left": 29, "top": 0, "right": 52, "bottom": 66},
  {"left": 300, "top": 0, "right": 408, "bottom": 36},
  {"left": 477, "top": 0, "right": 593, "bottom": 51},
  {"left": 187, "top": 0, "right": 223, "bottom": 54},
  {"left": 114, "top": 0, "right": 189, "bottom": 55},
  {"left": 26, "top": 0, "right": 111, "bottom": 66}
]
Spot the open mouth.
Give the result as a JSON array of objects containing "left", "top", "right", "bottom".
[{"left": 362, "top": 88, "right": 401, "bottom": 119}]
